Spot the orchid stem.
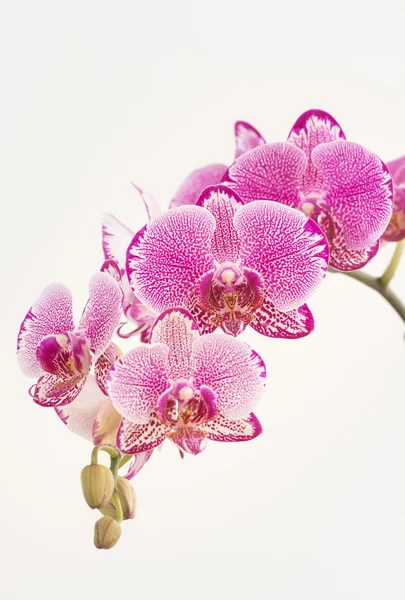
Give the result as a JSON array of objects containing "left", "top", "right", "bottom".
[
  {"left": 91, "top": 445, "right": 121, "bottom": 466},
  {"left": 111, "top": 492, "right": 124, "bottom": 523},
  {"left": 379, "top": 240, "right": 405, "bottom": 286},
  {"left": 119, "top": 455, "right": 132, "bottom": 469},
  {"left": 332, "top": 268, "right": 405, "bottom": 324}
]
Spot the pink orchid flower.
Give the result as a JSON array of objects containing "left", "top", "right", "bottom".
[
  {"left": 224, "top": 110, "right": 393, "bottom": 271},
  {"left": 17, "top": 272, "right": 122, "bottom": 407},
  {"left": 127, "top": 185, "right": 329, "bottom": 339},
  {"left": 383, "top": 156, "right": 405, "bottom": 241},
  {"left": 106, "top": 309, "right": 265, "bottom": 456}
]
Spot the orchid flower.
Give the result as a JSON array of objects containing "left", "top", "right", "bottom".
[
  {"left": 224, "top": 110, "right": 393, "bottom": 271},
  {"left": 17, "top": 272, "right": 122, "bottom": 407},
  {"left": 383, "top": 156, "right": 405, "bottom": 242},
  {"left": 106, "top": 309, "right": 265, "bottom": 456},
  {"left": 169, "top": 163, "right": 227, "bottom": 208},
  {"left": 127, "top": 184, "right": 329, "bottom": 339}
]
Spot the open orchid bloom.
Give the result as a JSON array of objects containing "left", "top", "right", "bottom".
[
  {"left": 127, "top": 185, "right": 329, "bottom": 339},
  {"left": 17, "top": 273, "right": 122, "bottom": 407},
  {"left": 384, "top": 156, "right": 405, "bottom": 242},
  {"left": 106, "top": 309, "right": 265, "bottom": 456},
  {"left": 224, "top": 110, "right": 393, "bottom": 271}
]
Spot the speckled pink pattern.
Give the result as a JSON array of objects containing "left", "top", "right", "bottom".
[
  {"left": 384, "top": 156, "right": 405, "bottom": 241},
  {"left": 196, "top": 185, "right": 244, "bottom": 263},
  {"left": 118, "top": 412, "right": 169, "bottom": 454},
  {"left": 94, "top": 343, "right": 118, "bottom": 395},
  {"left": 150, "top": 309, "right": 198, "bottom": 380},
  {"left": 17, "top": 284, "right": 74, "bottom": 377},
  {"left": 191, "top": 335, "right": 266, "bottom": 419},
  {"left": 127, "top": 206, "right": 215, "bottom": 313},
  {"left": 235, "top": 121, "right": 266, "bottom": 159},
  {"left": 223, "top": 109, "right": 393, "bottom": 271},
  {"left": 106, "top": 345, "right": 169, "bottom": 423},
  {"left": 78, "top": 272, "right": 122, "bottom": 358},
  {"left": 204, "top": 412, "right": 262, "bottom": 442},
  {"left": 170, "top": 163, "right": 228, "bottom": 208},
  {"left": 251, "top": 298, "right": 314, "bottom": 338},
  {"left": 31, "top": 371, "right": 87, "bottom": 407},
  {"left": 234, "top": 201, "right": 329, "bottom": 311}
]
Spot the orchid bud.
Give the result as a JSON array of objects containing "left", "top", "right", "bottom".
[
  {"left": 81, "top": 464, "right": 114, "bottom": 509},
  {"left": 94, "top": 516, "right": 121, "bottom": 550},
  {"left": 100, "top": 477, "right": 136, "bottom": 520}
]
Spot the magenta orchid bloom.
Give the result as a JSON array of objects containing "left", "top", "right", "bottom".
[
  {"left": 106, "top": 309, "right": 265, "bottom": 456},
  {"left": 384, "top": 156, "right": 405, "bottom": 241},
  {"left": 17, "top": 272, "right": 122, "bottom": 407},
  {"left": 224, "top": 110, "right": 393, "bottom": 271},
  {"left": 127, "top": 185, "right": 329, "bottom": 339},
  {"left": 169, "top": 163, "right": 227, "bottom": 208}
]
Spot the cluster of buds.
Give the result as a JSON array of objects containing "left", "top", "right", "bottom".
[{"left": 81, "top": 445, "right": 136, "bottom": 550}]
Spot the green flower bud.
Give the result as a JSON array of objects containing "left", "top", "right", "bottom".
[
  {"left": 100, "top": 477, "right": 136, "bottom": 520},
  {"left": 81, "top": 464, "right": 114, "bottom": 509},
  {"left": 94, "top": 516, "right": 121, "bottom": 550}
]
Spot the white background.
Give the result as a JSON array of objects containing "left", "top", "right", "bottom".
[{"left": 1, "top": 1, "right": 405, "bottom": 599}]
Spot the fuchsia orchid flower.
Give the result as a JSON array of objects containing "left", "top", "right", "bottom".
[
  {"left": 127, "top": 185, "right": 329, "bottom": 338},
  {"left": 17, "top": 272, "right": 122, "bottom": 407},
  {"left": 384, "top": 156, "right": 405, "bottom": 241},
  {"left": 106, "top": 309, "right": 265, "bottom": 455},
  {"left": 169, "top": 163, "right": 227, "bottom": 208},
  {"left": 224, "top": 110, "right": 393, "bottom": 271}
]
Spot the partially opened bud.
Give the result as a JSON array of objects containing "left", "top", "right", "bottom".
[
  {"left": 81, "top": 464, "right": 114, "bottom": 509},
  {"left": 100, "top": 477, "right": 136, "bottom": 520},
  {"left": 94, "top": 516, "right": 121, "bottom": 550}
]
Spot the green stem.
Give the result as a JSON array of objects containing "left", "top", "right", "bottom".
[
  {"left": 380, "top": 239, "right": 405, "bottom": 286},
  {"left": 336, "top": 269, "right": 405, "bottom": 323},
  {"left": 119, "top": 455, "right": 132, "bottom": 469},
  {"left": 91, "top": 445, "right": 121, "bottom": 465},
  {"left": 111, "top": 492, "right": 124, "bottom": 523}
]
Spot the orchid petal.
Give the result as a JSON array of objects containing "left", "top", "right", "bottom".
[
  {"left": 185, "top": 293, "right": 217, "bottom": 335},
  {"left": 312, "top": 141, "right": 393, "bottom": 250},
  {"left": 94, "top": 343, "right": 118, "bottom": 395},
  {"left": 31, "top": 373, "right": 86, "bottom": 407},
  {"left": 106, "top": 345, "right": 169, "bottom": 423},
  {"left": 235, "top": 121, "right": 266, "bottom": 158},
  {"left": 132, "top": 183, "right": 161, "bottom": 221},
  {"left": 222, "top": 142, "right": 306, "bottom": 208},
  {"left": 170, "top": 428, "right": 207, "bottom": 455},
  {"left": 127, "top": 206, "right": 215, "bottom": 313},
  {"left": 17, "top": 284, "right": 74, "bottom": 378},
  {"left": 170, "top": 164, "right": 228, "bottom": 208},
  {"left": 36, "top": 332, "right": 91, "bottom": 377},
  {"left": 204, "top": 412, "right": 262, "bottom": 442},
  {"left": 251, "top": 294, "right": 314, "bottom": 338},
  {"left": 117, "top": 413, "right": 169, "bottom": 454},
  {"left": 124, "top": 450, "right": 154, "bottom": 479},
  {"left": 234, "top": 201, "right": 328, "bottom": 311},
  {"left": 191, "top": 335, "right": 266, "bottom": 420},
  {"left": 78, "top": 272, "right": 122, "bottom": 357},
  {"left": 150, "top": 309, "right": 199, "bottom": 380},
  {"left": 55, "top": 375, "right": 108, "bottom": 441},
  {"left": 287, "top": 109, "right": 346, "bottom": 193},
  {"left": 196, "top": 184, "right": 244, "bottom": 263},
  {"left": 100, "top": 259, "right": 122, "bottom": 283},
  {"left": 102, "top": 213, "right": 134, "bottom": 272},
  {"left": 384, "top": 156, "right": 405, "bottom": 242},
  {"left": 92, "top": 398, "right": 122, "bottom": 446}
]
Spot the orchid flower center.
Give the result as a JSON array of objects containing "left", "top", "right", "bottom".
[
  {"left": 157, "top": 380, "right": 217, "bottom": 455},
  {"left": 196, "top": 261, "right": 264, "bottom": 336},
  {"left": 36, "top": 331, "right": 92, "bottom": 379}
]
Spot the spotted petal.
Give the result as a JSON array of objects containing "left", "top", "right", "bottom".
[
  {"left": 17, "top": 284, "right": 74, "bottom": 378},
  {"left": 234, "top": 201, "right": 328, "bottom": 311},
  {"left": 127, "top": 206, "right": 215, "bottom": 313},
  {"left": 251, "top": 294, "right": 314, "bottom": 338},
  {"left": 196, "top": 185, "right": 244, "bottom": 263},
  {"left": 55, "top": 375, "right": 108, "bottom": 441},
  {"left": 287, "top": 109, "right": 346, "bottom": 194},
  {"left": 170, "top": 164, "right": 227, "bottom": 208},
  {"left": 102, "top": 213, "right": 134, "bottom": 273},
  {"left": 191, "top": 335, "right": 266, "bottom": 420},
  {"left": 151, "top": 309, "right": 199, "bottom": 380},
  {"left": 312, "top": 141, "right": 393, "bottom": 250},
  {"left": 222, "top": 142, "right": 306, "bottom": 209},
  {"left": 78, "top": 272, "right": 122, "bottom": 357},
  {"left": 203, "top": 412, "right": 262, "bottom": 442},
  {"left": 384, "top": 156, "right": 405, "bottom": 242},
  {"left": 235, "top": 121, "right": 266, "bottom": 159},
  {"left": 94, "top": 343, "right": 118, "bottom": 395},
  {"left": 117, "top": 413, "right": 169, "bottom": 454},
  {"left": 106, "top": 345, "right": 169, "bottom": 423},
  {"left": 124, "top": 450, "right": 154, "bottom": 479},
  {"left": 31, "top": 372, "right": 86, "bottom": 407}
]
